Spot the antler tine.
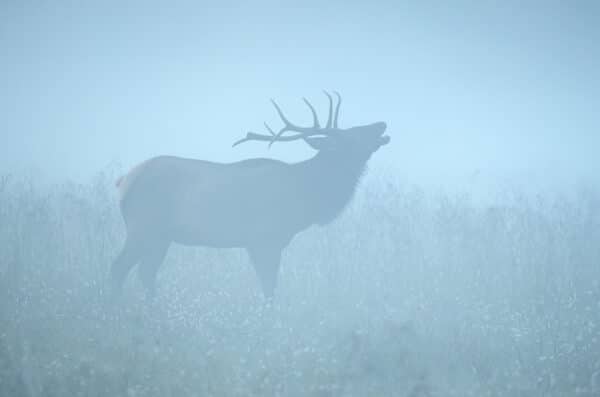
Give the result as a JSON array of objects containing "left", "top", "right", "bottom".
[
  {"left": 270, "top": 99, "right": 306, "bottom": 141},
  {"left": 302, "top": 97, "right": 320, "bottom": 128},
  {"left": 323, "top": 91, "right": 333, "bottom": 129},
  {"left": 264, "top": 122, "right": 276, "bottom": 136},
  {"left": 263, "top": 122, "right": 279, "bottom": 148},
  {"left": 266, "top": 124, "right": 283, "bottom": 148},
  {"left": 232, "top": 131, "right": 307, "bottom": 147},
  {"left": 270, "top": 99, "right": 300, "bottom": 131},
  {"left": 232, "top": 132, "right": 263, "bottom": 147},
  {"left": 333, "top": 91, "right": 342, "bottom": 129}
]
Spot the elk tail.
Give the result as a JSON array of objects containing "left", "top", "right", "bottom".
[
  {"left": 115, "top": 174, "right": 128, "bottom": 201},
  {"left": 114, "top": 159, "right": 151, "bottom": 201}
]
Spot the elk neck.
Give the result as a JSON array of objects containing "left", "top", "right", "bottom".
[{"left": 294, "top": 149, "right": 370, "bottom": 226}]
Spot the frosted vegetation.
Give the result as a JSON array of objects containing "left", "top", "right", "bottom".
[{"left": 0, "top": 171, "right": 599, "bottom": 396}]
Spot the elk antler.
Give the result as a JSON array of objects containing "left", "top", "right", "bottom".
[
  {"left": 333, "top": 91, "right": 342, "bottom": 129},
  {"left": 233, "top": 92, "right": 342, "bottom": 148}
]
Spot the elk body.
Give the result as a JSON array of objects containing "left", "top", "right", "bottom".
[{"left": 110, "top": 93, "right": 389, "bottom": 299}]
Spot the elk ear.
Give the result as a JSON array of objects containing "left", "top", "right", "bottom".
[{"left": 304, "top": 137, "right": 335, "bottom": 151}]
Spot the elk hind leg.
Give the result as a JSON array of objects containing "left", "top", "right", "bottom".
[
  {"left": 138, "top": 241, "right": 170, "bottom": 300},
  {"left": 109, "top": 236, "right": 143, "bottom": 298}
]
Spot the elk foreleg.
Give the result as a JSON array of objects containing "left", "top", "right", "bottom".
[{"left": 247, "top": 246, "right": 283, "bottom": 300}]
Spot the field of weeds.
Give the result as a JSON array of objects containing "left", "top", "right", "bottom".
[{"left": 0, "top": 172, "right": 599, "bottom": 396}]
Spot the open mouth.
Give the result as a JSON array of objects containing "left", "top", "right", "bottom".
[{"left": 379, "top": 135, "right": 391, "bottom": 146}]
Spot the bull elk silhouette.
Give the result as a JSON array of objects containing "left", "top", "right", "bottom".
[{"left": 110, "top": 92, "right": 389, "bottom": 299}]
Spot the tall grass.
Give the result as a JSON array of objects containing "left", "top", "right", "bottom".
[{"left": 0, "top": 171, "right": 599, "bottom": 396}]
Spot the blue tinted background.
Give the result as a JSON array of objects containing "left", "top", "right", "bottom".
[{"left": 1, "top": 0, "right": 598, "bottom": 190}]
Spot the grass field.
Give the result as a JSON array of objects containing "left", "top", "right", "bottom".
[{"left": 1, "top": 171, "right": 599, "bottom": 396}]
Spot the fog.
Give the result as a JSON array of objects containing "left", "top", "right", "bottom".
[
  {"left": 1, "top": 1, "right": 600, "bottom": 396},
  {"left": 3, "top": 1, "right": 599, "bottom": 189}
]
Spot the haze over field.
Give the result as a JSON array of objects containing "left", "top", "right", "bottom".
[{"left": 2, "top": 0, "right": 599, "bottom": 192}]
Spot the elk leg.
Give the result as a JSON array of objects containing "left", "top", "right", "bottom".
[
  {"left": 138, "top": 241, "right": 170, "bottom": 299},
  {"left": 109, "top": 237, "right": 143, "bottom": 297},
  {"left": 247, "top": 246, "right": 282, "bottom": 300}
]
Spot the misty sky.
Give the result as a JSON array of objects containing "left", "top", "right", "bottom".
[{"left": 1, "top": 0, "right": 598, "bottom": 191}]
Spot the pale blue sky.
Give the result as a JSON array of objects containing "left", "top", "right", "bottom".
[{"left": 1, "top": 0, "right": 598, "bottom": 190}]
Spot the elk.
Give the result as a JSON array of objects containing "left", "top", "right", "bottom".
[{"left": 110, "top": 92, "right": 389, "bottom": 299}]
